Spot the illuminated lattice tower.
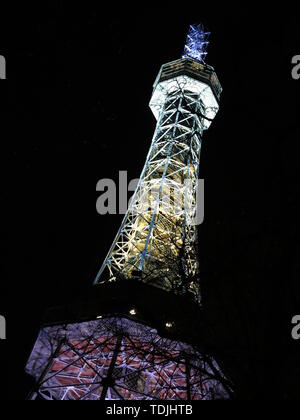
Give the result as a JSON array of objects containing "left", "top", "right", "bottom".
[
  {"left": 26, "top": 24, "right": 232, "bottom": 401},
  {"left": 95, "top": 25, "right": 221, "bottom": 304}
]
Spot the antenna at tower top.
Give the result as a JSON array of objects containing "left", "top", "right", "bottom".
[{"left": 183, "top": 23, "right": 211, "bottom": 63}]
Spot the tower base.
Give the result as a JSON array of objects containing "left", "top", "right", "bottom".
[{"left": 26, "top": 317, "right": 231, "bottom": 400}]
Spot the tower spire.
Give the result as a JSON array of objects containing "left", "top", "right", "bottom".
[{"left": 183, "top": 23, "right": 211, "bottom": 63}]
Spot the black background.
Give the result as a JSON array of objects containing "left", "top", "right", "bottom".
[{"left": 1, "top": 2, "right": 300, "bottom": 400}]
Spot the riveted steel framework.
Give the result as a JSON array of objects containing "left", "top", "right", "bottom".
[{"left": 95, "top": 57, "right": 221, "bottom": 304}]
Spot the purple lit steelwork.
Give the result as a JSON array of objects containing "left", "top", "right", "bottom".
[
  {"left": 183, "top": 24, "right": 210, "bottom": 63},
  {"left": 26, "top": 318, "right": 231, "bottom": 400}
]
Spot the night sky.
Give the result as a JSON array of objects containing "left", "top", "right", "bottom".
[{"left": 1, "top": 3, "right": 300, "bottom": 400}]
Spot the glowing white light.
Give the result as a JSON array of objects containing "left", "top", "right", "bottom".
[{"left": 150, "top": 75, "right": 219, "bottom": 128}]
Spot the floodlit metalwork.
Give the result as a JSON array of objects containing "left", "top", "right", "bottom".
[
  {"left": 26, "top": 318, "right": 231, "bottom": 400},
  {"left": 26, "top": 24, "right": 230, "bottom": 401},
  {"left": 183, "top": 24, "right": 210, "bottom": 63},
  {"left": 94, "top": 56, "right": 222, "bottom": 304}
]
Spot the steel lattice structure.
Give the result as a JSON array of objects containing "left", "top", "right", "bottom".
[
  {"left": 27, "top": 318, "right": 231, "bottom": 401},
  {"left": 95, "top": 56, "right": 221, "bottom": 304},
  {"left": 26, "top": 24, "right": 230, "bottom": 401}
]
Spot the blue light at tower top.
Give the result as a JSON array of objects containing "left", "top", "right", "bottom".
[{"left": 183, "top": 23, "right": 211, "bottom": 63}]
